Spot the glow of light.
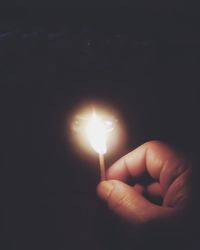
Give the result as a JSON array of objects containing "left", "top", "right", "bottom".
[{"left": 85, "top": 112, "right": 107, "bottom": 155}]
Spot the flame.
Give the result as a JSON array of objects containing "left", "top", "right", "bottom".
[{"left": 85, "top": 112, "right": 107, "bottom": 154}]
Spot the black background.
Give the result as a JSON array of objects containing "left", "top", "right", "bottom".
[{"left": 1, "top": 8, "right": 200, "bottom": 250}]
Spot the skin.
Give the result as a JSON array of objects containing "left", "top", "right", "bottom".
[{"left": 97, "top": 141, "right": 192, "bottom": 226}]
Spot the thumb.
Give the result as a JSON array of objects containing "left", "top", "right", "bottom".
[{"left": 97, "top": 180, "right": 172, "bottom": 225}]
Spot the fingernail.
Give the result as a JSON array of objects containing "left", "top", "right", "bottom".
[{"left": 97, "top": 181, "right": 114, "bottom": 200}]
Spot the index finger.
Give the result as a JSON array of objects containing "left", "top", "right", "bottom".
[{"left": 107, "top": 141, "right": 187, "bottom": 192}]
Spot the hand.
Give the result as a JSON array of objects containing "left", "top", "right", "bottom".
[{"left": 97, "top": 141, "right": 191, "bottom": 226}]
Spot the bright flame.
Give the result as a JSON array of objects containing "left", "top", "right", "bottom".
[{"left": 85, "top": 112, "right": 107, "bottom": 154}]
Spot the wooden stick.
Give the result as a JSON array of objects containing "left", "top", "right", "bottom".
[{"left": 99, "top": 153, "right": 106, "bottom": 181}]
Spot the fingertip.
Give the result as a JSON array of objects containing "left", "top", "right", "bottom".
[
  {"left": 106, "top": 158, "right": 129, "bottom": 181},
  {"left": 146, "top": 182, "right": 162, "bottom": 198},
  {"left": 134, "top": 184, "right": 145, "bottom": 195},
  {"left": 97, "top": 180, "right": 114, "bottom": 201}
]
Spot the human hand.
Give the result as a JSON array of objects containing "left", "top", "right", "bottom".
[{"left": 97, "top": 141, "right": 192, "bottom": 226}]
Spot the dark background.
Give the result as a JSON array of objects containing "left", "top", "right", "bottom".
[{"left": 1, "top": 8, "right": 200, "bottom": 250}]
